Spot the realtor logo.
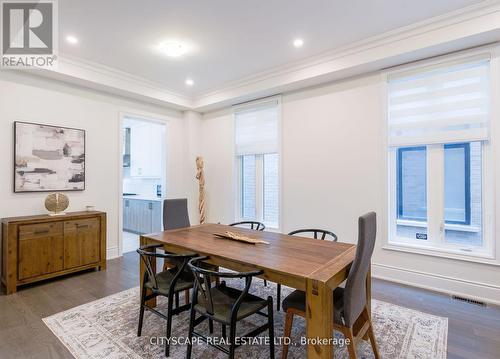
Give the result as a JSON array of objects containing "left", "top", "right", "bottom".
[{"left": 1, "top": 0, "right": 58, "bottom": 68}]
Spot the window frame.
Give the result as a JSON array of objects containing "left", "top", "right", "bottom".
[
  {"left": 396, "top": 143, "right": 472, "bottom": 226},
  {"left": 383, "top": 48, "right": 497, "bottom": 264},
  {"left": 233, "top": 96, "right": 282, "bottom": 230}
]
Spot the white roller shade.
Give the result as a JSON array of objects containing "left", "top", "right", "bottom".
[
  {"left": 388, "top": 57, "right": 490, "bottom": 146},
  {"left": 234, "top": 99, "right": 279, "bottom": 155}
]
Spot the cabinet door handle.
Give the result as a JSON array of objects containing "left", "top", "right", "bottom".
[
  {"left": 34, "top": 229, "right": 49, "bottom": 235},
  {"left": 77, "top": 224, "right": 89, "bottom": 229},
  {"left": 148, "top": 202, "right": 153, "bottom": 210}
]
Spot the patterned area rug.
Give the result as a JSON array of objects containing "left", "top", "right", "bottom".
[{"left": 43, "top": 282, "right": 447, "bottom": 359}]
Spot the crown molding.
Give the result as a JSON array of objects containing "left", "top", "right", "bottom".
[
  {"left": 15, "top": 0, "right": 500, "bottom": 113},
  {"left": 192, "top": 0, "right": 500, "bottom": 111},
  {"left": 31, "top": 54, "right": 194, "bottom": 110}
]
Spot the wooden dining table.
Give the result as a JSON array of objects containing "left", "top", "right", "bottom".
[{"left": 139, "top": 223, "right": 361, "bottom": 359}]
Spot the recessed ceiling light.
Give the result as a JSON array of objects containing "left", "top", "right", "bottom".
[
  {"left": 66, "top": 35, "right": 79, "bottom": 44},
  {"left": 157, "top": 40, "right": 189, "bottom": 58},
  {"left": 293, "top": 38, "right": 304, "bottom": 48},
  {"left": 185, "top": 78, "right": 194, "bottom": 86}
]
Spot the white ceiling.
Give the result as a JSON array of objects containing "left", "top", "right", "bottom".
[{"left": 60, "top": 0, "right": 485, "bottom": 97}]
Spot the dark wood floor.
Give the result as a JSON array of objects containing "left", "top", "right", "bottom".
[{"left": 1, "top": 252, "right": 498, "bottom": 359}]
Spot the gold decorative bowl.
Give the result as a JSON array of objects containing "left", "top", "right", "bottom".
[{"left": 45, "top": 193, "right": 69, "bottom": 216}]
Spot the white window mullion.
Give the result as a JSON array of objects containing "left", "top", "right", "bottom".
[
  {"left": 255, "top": 154, "right": 264, "bottom": 222},
  {"left": 427, "top": 145, "right": 445, "bottom": 246}
]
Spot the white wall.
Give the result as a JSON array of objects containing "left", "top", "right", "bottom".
[
  {"left": 200, "top": 73, "right": 500, "bottom": 305},
  {"left": 0, "top": 71, "right": 196, "bottom": 259}
]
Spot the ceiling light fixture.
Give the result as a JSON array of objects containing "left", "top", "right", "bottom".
[
  {"left": 157, "top": 40, "right": 189, "bottom": 58},
  {"left": 66, "top": 35, "right": 79, "bottom": 44},
  {"left": 293, "top": 38, "right": 304, "bottom": 48},
  {"left": 185, "top": 78, "right": 194, "bottom": 86}
]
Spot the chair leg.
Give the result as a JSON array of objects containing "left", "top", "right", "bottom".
[
  {"left": 365, "top": 308, "right": 380, "bottom": 359},
  {"left": 184, "top": 289, "right": 190, "bottom": 305},
  {"left": 281, "top": 310, "right": 294, "bottom": 359},
  {"left": 165, "top": 296, "right": 174, "bottom": 357},
  {"left": 267, "top": 297, "right": 275, "bottom": 359},
  {"left": 228, "top": 321, "right": 237, "bottom": 359},
  {"left": 344, "top": 328, "right": 357, "bottom": 359},
  {"left": 175, "top": 292, "right": 180, "bottom": 309},
  {"left": 276, "top": 284, "right": 281, "bottom": 311},
  {"left": 186, "top": 306, "right": 196, "bottom": 359},
  {"left": 209, "top": 319, "right": 214, "bottom": 334},
  {"left": 263, "top": 279, "right": 268, "bottom": 286},
  {"left": 221, "top": 324, "right": 227, "bottom": 339},
  {"left": 137, "top": 278, "right": 148, "bottom": 336}
]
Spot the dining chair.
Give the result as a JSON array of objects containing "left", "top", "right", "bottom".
[
  {"left": 163, "top": 198, "right": 190, "bottom": 230},
  {"left": 137, "top": 244, "right": 197, "bottom": 357},
  {"left": 228, "top": 221, "right": 267, "bottom": 286},
  {"left": 186, "top": 256, "right": 275, "bottom": 359},
  {"left": 275, "top": 228, "right": 338, "bottom": 311},
  {"left": 229, "top": 221, "right": 266, "bottom": 231},
  {"left": 281, "top": 213, "right": 379, "bottom": 359}
]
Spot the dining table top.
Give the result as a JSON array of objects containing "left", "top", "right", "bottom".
[{"left": 141, "top": 223, "right": 356, "bottom": 289}]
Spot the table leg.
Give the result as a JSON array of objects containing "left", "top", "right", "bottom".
[
  {"left": 139, "top": 236, "right": 157, "bottom": 307},
  {"left": 306, "top": 278, "right": 333, "bottom": 359}
]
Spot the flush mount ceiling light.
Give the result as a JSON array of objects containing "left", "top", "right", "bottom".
[
  {"left": 293, "top": 38, "right": 304, "bottom": 48},
  {"left": 66, "top": 35, "right": 79, "bottom": 44},
  {"left": 157, "top": 40, "right": 190, "bottom": 58},
  {"left": 185, "top": 78, "right": 194, "bottom": 86}
]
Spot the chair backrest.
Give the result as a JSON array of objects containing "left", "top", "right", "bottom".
[
  {"left": 229, "top": 221, "right": 265, "bottom": 231},
  {"left": 342, "top": 212, "right": 377, "bottom": 327},
  {"left": 163, "top": 198, "right": 190, "bottom": 230},
  {"left": 188, "top": 256, "right": 262, "bottom": 318},
  {"left": 137, "top": 244, "right": 195, "bottom": 291},
  {"left": 288, "top": 228, "right": 338, "bottom": 241}
]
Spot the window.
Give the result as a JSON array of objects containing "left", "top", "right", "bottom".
[
  {"left": 235, "top": 98, "right": 280, "bottom": 228},
  {"left": 388, "top": 56, "right": 492, "bottom": 258}
]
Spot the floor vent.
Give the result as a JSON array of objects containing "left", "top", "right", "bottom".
[{"left": 452, "top": 295, "right": 486, "bottom": 307}]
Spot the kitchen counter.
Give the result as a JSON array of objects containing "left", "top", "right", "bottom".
[{"left": 123, "top": 195, "right": 165, "bottom": 202}]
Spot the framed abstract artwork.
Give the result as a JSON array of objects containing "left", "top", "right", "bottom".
[{"left": 14, "top": 121, "right": 86, "bottom": 192}]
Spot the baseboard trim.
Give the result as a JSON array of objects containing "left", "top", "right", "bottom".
[
  {"left": 372, "top": 263, "right": 500, "bottom": 306},
  {"left": 106, "top": 246, "right": 120, "bottom": 260}
]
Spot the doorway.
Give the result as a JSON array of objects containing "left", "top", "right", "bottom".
[{"left": 121, "top": 115, "right": 166, "bottom": 254}]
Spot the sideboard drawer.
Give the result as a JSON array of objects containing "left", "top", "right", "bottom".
[{"left": 19, "top": 222, "right": 62, "bottom": 240}]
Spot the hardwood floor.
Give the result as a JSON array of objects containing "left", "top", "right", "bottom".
[{"left": 0, "top": 252, "right": 498, "bottom": 359}]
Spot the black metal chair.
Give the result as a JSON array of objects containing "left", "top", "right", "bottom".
[
  {"left": 229, "top": 221, "right": 266, "bottom": 231},
  {"left": 281, "top": 213, "right": 379, "bottom": 359},
  {"left": 163, "top": 198, "right": 190, "bottom": 230},
  {"left": 186, "top": 256, "right": 275, "bottom": 359},
  {"left": 137, "top": 244, "right": 197, "bottom": 357},
  {"left": 229, "top": 221, "right": 267, "bottom": 286}
]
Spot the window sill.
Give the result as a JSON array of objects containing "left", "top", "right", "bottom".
[
  {"left": 396, "top": 219, "right": 480, "bottom": 233},
  {"left": 383, "top": 241, "right": 499, "bottom": 266}
]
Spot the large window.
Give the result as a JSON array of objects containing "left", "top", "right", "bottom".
[
  {"left": 388, "top": 56, "right": 492, "bottom": 258},
  {"left": 235, "top": 98, "right": 280, "bottom": 228}
]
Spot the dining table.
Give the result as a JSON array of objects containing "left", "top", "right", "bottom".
[{"left": 139, "top": 223, "right": 364, "bottom": 359}]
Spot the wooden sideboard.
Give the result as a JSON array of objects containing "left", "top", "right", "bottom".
[{"left": 1, "top": 211, "right": 106, "bottom": 294}]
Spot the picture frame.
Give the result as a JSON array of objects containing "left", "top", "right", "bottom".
[{"left": 14, "top": 121, "right": 86, "bottom": 192}]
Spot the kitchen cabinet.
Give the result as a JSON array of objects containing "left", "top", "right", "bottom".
[
  {"left": 130, "top": 123, "right": 163, "bottom": 178},
  {"left": 123, "top": 198, "right": 162, "bottom": 234}
]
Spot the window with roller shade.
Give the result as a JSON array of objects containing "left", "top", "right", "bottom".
[
  {"left": 234, "top": 98, "right": 280, "bottom": 228},
  {"left": 387, "top": 55, "right": 492, "bottom": 257}
]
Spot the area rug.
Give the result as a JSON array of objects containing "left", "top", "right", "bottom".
[{"left": 43, "top": 282, "right": 448, "bottom": 359}]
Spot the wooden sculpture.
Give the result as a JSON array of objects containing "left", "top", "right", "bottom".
[{"left": 196, "top": 156, "right": 206, "bottom": 224}]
